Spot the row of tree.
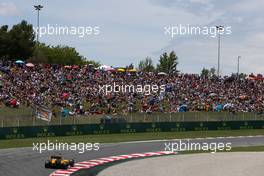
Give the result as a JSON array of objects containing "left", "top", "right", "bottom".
[
  {"left": 0, "top": 20, "right": 99, "bottom": 66},
  {"left": 0, "top": 20, "right": 249, "bottom": 76},
  {"left": 138, "top": 51, "right": 179, "bottom": 74},
  {"left": 1, "top": 20, "right": 180, "bottom": 71},
  {"left": 201, "top": 67, "right": 216, "bottom": 77}
]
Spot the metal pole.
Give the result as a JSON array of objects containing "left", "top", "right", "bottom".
[
  {"left": 32, "top": 107, "right": 35, "bottom": 126},
  {"left": 130, "top": 113, "right": 132, "bottom": 123},
  {"left": 37, "top": 9, "right": 39, "bottom": 44},
  {"left": 33, "top": 115, "right": 35, "bottom": 126},
  {"left": 237, "top": 56, "right": 241, "bottom": 76},
  {"left": 34, "top": 5, "right": 43, "bottom": 61},
  {"left": 216, "top": 25, "right": 223, "bottom": 77},
  {"left": 217, "top": 32, "right": 220, "bottom": 77},
  {"left": 36, "top": 7, "right": 40, "bottom": 61}
]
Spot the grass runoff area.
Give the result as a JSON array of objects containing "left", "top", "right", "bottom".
[{"left": 1, "top": 129, "right": 264, "bottom": 149}]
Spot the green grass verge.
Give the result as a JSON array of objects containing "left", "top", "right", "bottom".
[
  {"left": 1, "top": 129, "right": 264, "bottom": 149},
  {"left": 230, "top": 146, "right": 264, "bottom": 152}
]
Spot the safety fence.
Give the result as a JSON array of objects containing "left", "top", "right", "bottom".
[
  {"left": 1, "top": 112, "right": 263, "bottom": 127},
  {"left": 0, "top": 120, "right": 264, "bottom": 139}
]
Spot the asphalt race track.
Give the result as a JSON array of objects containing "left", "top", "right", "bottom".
[
  {"left": 1, "top": 135, "right": 264, "bottom": 176},
  {"left": 98, "top": 152, "right": 264, "bottom": 176}
]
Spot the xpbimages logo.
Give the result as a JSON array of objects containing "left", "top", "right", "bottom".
[
  {"left": 33, "top": 24, "right": 100, "bottom": 38},
  {"left": 164, "top": 24, "right": 232, "bottom": 38},
  {"left": 164, "top": 140, "right": 232, "bottom": 153},
  {"left": 98, "top": 82, "right": 166, "bottom": 95},
  {"left": 32, "top": 140, "right": 100, "bottom": 153}
]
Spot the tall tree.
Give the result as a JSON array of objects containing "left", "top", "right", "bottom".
[
  {"left": 138, "top": 57, "right": 155, "bottom": 72},
  {"left": 157, "top": 51, "right": 178, "bottom": 74},
  {"left": 201, "top": 68, "right": 210, "bottom": 77},
  {"left": 8, "top": 20, "right": 35, "bottom": 60},
  {"left": 127, "top": 63, "right": 134, "bottom": 69},
  {"left": 0, "top": 20, "right": 99, "bottom": 66},
  {"left": 210, "top": 67, "right": 216, "bottom": 77},
  {"left": 201, "top": 67, "right": 216, "bottom": 78},
  {"left": 82, "top": 60, "right": 100, "bottom": 67},
  {"left": 30, "top": 43, "right": 99, "bottom": 66},
  {"left": 0, "top": 25, "right": 10, "bottom": 61}
]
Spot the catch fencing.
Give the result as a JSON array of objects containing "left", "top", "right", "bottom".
[{"left": 0, "top": 112, "right": 263, "bottom": 127}]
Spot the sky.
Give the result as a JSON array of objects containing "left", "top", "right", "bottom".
[{"left": 0, "top": 0, "right": 264, "bottom": 75}]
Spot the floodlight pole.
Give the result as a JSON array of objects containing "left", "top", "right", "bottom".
[
  {"left": 34, "top": 5, "right": 43, "bottom": 45},
  {"left": 216, "top": 25, "right": 224, "bottom": 77},
  {"left": 34, "top": 5, "right": 43, "bottom": 62},
  {"left": 237, "top": 56, "right": 241, "bottom": 76}
]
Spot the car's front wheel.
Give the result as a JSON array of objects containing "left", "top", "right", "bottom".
[
  {"left": 69, "top": 160, "right": 74, "bottom": 167},
  {"left": 61, "top": 163, "right": 68, "bottom": 169}
]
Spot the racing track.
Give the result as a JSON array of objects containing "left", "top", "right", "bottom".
[{"left": 1, "top": 135, "right": 264, "bottom": 176}]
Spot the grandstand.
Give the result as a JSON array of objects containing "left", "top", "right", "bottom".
[{"left": 0, "top": 62, "right": 263, "bottom": 127}]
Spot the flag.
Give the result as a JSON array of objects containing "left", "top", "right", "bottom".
[{"left": 36, "top": 107, "right": 52, "bottom": 122}]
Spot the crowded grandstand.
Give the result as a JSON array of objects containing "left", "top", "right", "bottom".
[{"left": 0, "top": 61, "right": 263, "bottom": 117}]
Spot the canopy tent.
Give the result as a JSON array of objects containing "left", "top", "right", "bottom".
[
  {"left": 105, "top": 67, "right": 115, "bottom": 72},
  {"left": 117, "top": 68, "right": 125, "bottom": 72},
  {"left": 98, "top": 65, "right": 110, "bottom": 70},
  {"left": 26, "top": 63, "right": 34, "bottom": 67},
  {"left": 178, "top": 104, "right": 187, "bottom": 112},
  {"left": 71, "top": 65, "right": 79, "bottom": 69},
  {"left": 128, "top": 68, "right": 137, "bottom": 72},
  {"left": 215, "top": 104, "right": 223, "bottom": 112},
  {"left": 158, "top": 72, "right": 167, "bottom": 75},
  {"left": 61, "top": 108, "right": 69, "bottom": 117},
  {"left": 15, "top": 60, "right": 24, "bottom": 64},
  {"left": 247, "top": 74, "right": 264, "bottom": 81},
  {"left": 96, "top": 65, "right": 115, "bottom": 72},
  {"left": 223, "top": 103, "right": 234, "bottom": 110}
]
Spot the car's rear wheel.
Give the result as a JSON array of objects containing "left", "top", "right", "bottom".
[{"left": 45, "top": 161, "right": 50, "bottom": 168}]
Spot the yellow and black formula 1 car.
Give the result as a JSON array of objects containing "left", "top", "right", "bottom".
[{"left": 45, "top": 155, "right": 74, "bottom": 169}]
